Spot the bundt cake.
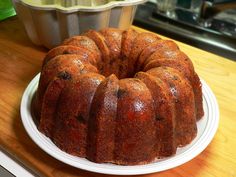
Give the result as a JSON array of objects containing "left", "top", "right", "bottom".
[{"left": 33, "top": 28, "right": 204, "bottom": 165}]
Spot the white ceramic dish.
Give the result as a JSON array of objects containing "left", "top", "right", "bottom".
[{"left": 20, "top": 74, "right": 219, "bottom": 175}]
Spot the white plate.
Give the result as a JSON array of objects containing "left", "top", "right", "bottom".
[{"left": 20, "top": 74, "right": 219, "bottom": 175}]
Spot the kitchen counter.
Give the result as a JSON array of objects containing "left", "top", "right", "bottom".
[{"left": 0, "top": 16, "right": 236, "bottom": 177}]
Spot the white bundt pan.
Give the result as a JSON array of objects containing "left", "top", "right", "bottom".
[{"left": 12, "top": 0, "right": 147, "bottom": 48}]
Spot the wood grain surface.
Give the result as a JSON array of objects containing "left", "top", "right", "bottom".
[{"left": 0, "top": 16, "right": 236, "bottom": 177}]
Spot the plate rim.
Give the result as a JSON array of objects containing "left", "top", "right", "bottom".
[{"left": 20, "top": 74, "right": 219, "bottom": 175}]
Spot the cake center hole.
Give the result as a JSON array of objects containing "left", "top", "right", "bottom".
[{"left": 98, "top": 59, "right": 138, "bottom": 79}]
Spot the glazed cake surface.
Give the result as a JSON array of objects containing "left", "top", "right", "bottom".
[{"left": 33, "top": 28, "right": 204, "bottom": 165}]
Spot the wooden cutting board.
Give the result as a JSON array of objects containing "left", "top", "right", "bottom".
[{"left": 1, "top": 16, "right": 236, "bottom": 177}]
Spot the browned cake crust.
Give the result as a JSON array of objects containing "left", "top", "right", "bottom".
[
  {"left": 120, "top": 28, "right": 138, "bottom": 79},
  {"left": 52, "top": 73, "right": 105, "bottom": 157},
  {"left": 128, "top": 32, "right": 160, "bottom": 77},
  {"left": 34, "top": 28, "right": 204, "bottom": 165},
  {"left": 62, "top": 35, "right": 101, "bottom": 62},
  {"left": 39, "top": 78, "right": 67, "bottom": 137},
  {"left": 147, "top": 67, "right": 197, "bottom": 146},
  {"left": 43, "top": 45, "right": 98, "bottom": 67},
  {"left": 115, "top": 78, "right": 156, "bottom": 164},
  {"left": 87, "top": 74, "right": 118, "bottom": 163},
  {"left": 144, "top": 50, "right": 203, "bottom": 120},
  {"left": 99, "top": 28, "right": 123, "bottom": 77},
  {"left": 137, "top": 40, "right": 179, "bottom": 72},
  {"left": 83, "top": 30, "right": 110, "bottom": 76},
  {"left": 36, "top": 54, "right": 98, "bottom": 122},
  {"left": 193, "top": 73, "right": 204, "bottom": 120},
  {"left": 135, "top": 72, "right": 176, "bottom": 157}
]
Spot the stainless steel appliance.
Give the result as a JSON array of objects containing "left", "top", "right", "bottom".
[{"left": 134, "top": 0, "right": 236, "bottom": 60}]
